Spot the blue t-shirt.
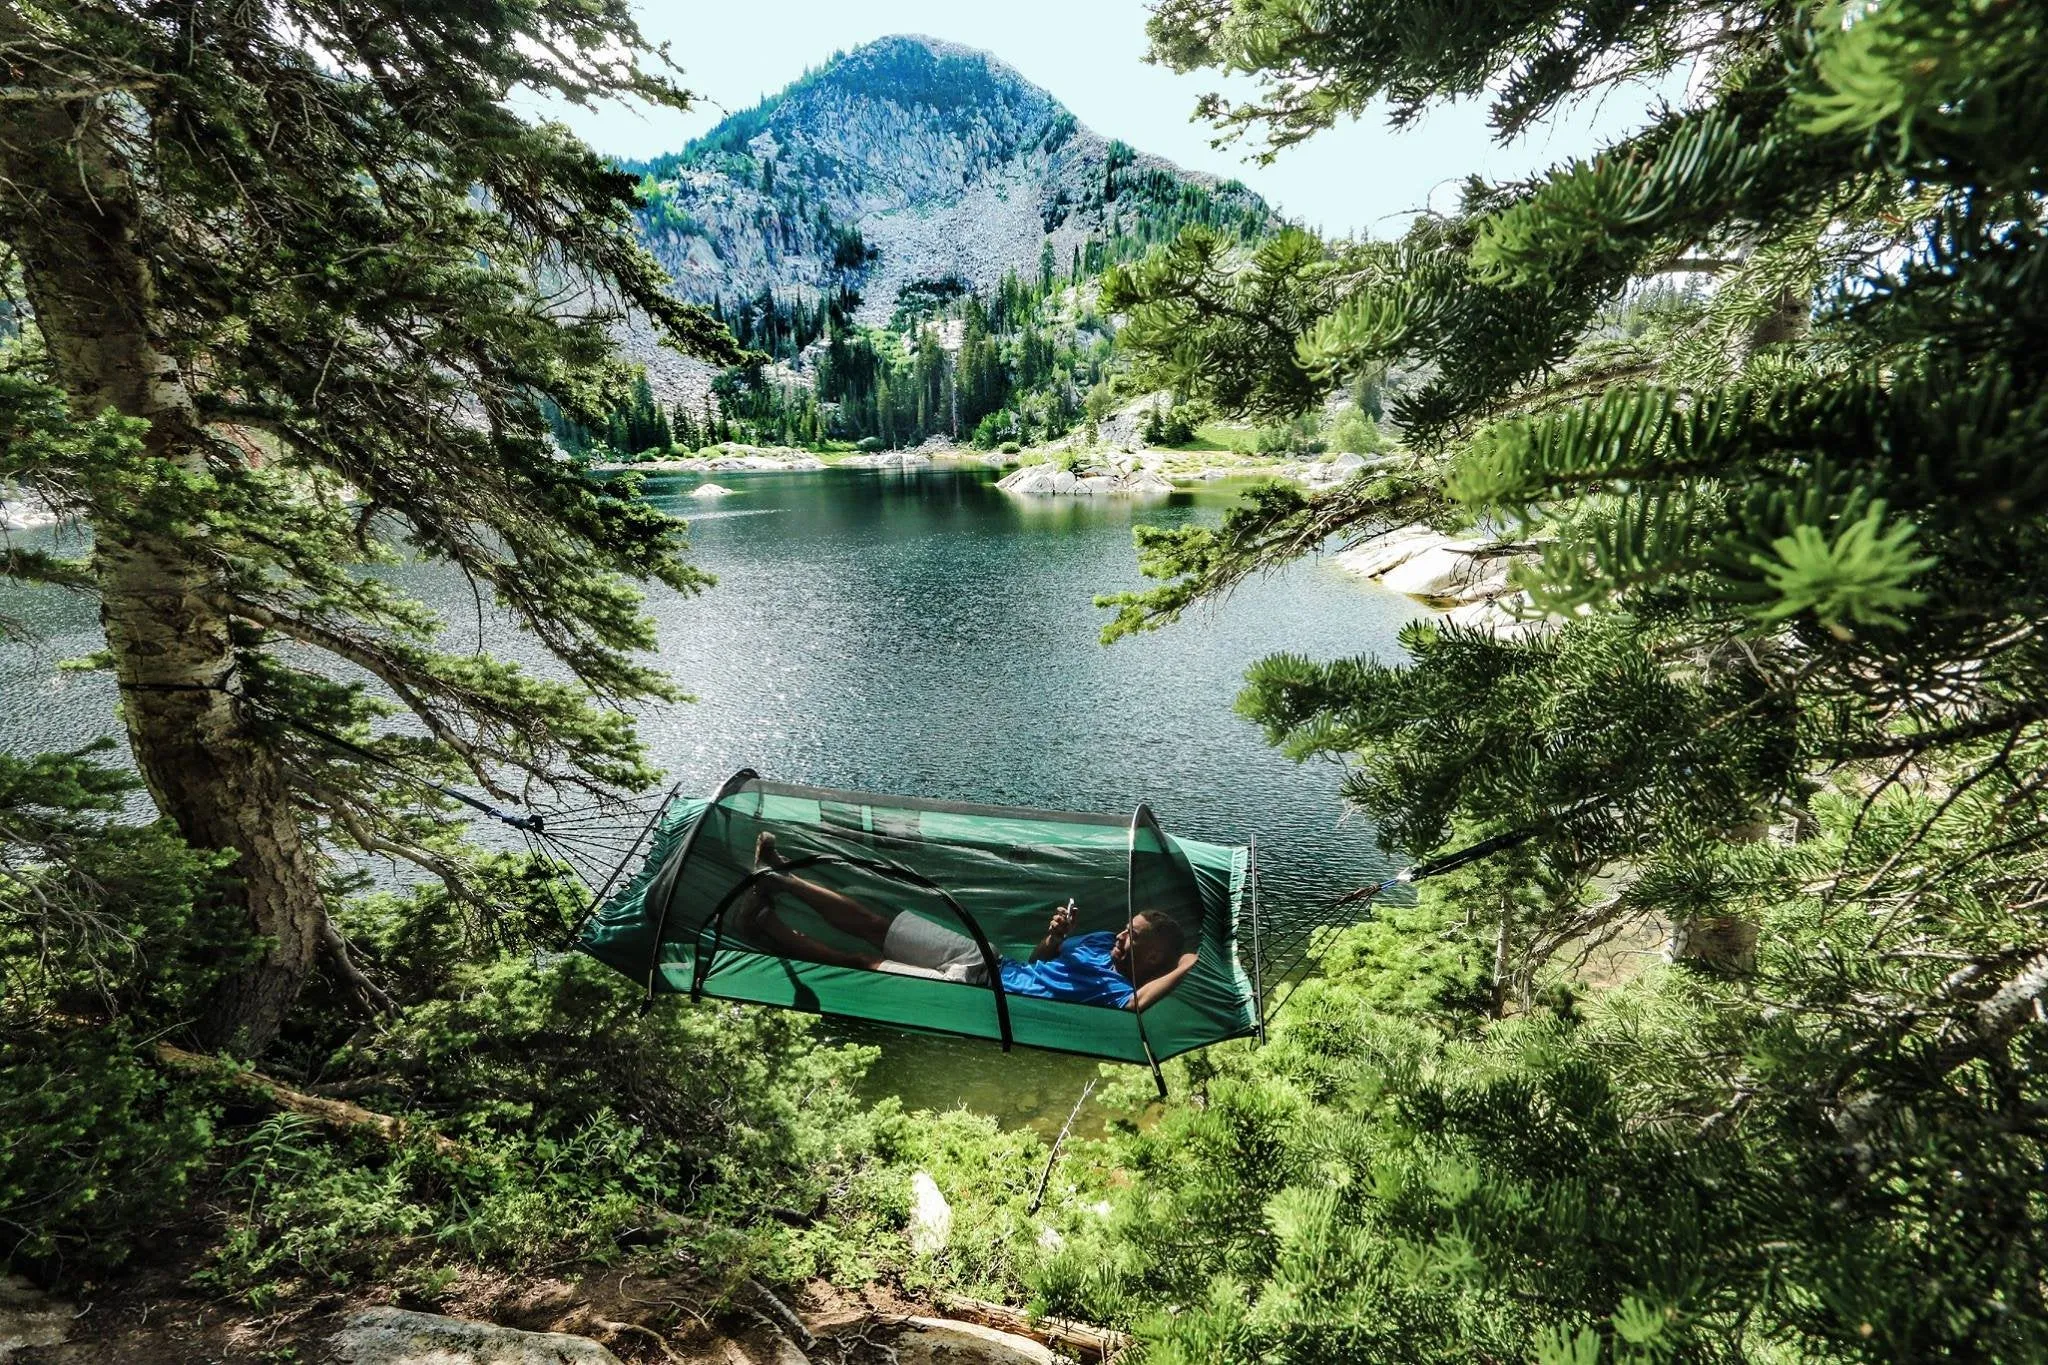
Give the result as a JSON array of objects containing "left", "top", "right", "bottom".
[{"left": 999, "top": 931, "right": 1134, "bottom": 1007}]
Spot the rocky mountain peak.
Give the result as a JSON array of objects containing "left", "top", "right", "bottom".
[
  {"left": 790, "top": 34, "right": 1053, "bottom": 131},
  {"left": 617, "top": 35, "right": 1278, "bottom": 400}
]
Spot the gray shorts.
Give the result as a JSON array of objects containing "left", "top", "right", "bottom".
[{"left": 880, "top": 913, "right": 991, "bottom": 984}]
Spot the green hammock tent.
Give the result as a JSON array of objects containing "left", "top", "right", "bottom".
[{"left": 576, "top": 771, "right": 1265, "bottom": 1084}]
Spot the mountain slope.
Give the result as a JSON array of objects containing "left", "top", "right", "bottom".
[{"left": 625, "top": 35, "right": 1276, "bottom": 329}]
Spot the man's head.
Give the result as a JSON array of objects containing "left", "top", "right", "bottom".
[{"left": 1112, "top": 911, "right": 1188, "bottom": 984}]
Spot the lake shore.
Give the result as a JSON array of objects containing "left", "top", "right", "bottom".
[{"left": 587, "top": 439, "right": 1340, "bottom": 488}]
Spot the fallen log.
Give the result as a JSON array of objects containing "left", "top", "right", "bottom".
[
  {"left": 935, "top": 1294, "right": 1126, "bottom": 1361},
  {"left": 153, "top": 1041, "right": 465, "bottom": 1159}
]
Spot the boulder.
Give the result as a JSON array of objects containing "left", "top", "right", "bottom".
[
  {"left": 1333, "top": 525, "right": 1446, "bottom": 580},
  {"left": 0, "top": 494, "right": 58, "bottom": 532},
  {"left": 1298, "top": 452, "right": 1369, "bottom": 487},
  {"left": 689, "top": 483, "right": 736, "bottom": 499},
  {"left": 842, "top": 451, "right": 934, "bottom": 469},
  {"left": 696, "top": 451, "right": 826, "bottom": 472},
  {"left": 329, "top": 1308, "right": 623, "bottom": 1364},
  {"left": 999, "top": 467, "right": 1177, "bottom": 497},
  {"left": 1378, "top": 542, "right": 1497, "bottom": 598},
  {"left": 910, "top": 1170, "right": 953, "bottom": 1255},
  {"left": 894, "top": 1318, "right": 1056, "bottom": 1365},
  {"left": 996, "top": 466, "right": 1058, "bottom": 495},
  {"left": 0, "top": 1274, "right": 71, "bottom": 1357}
]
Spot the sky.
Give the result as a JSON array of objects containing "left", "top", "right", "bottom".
[{"left": 546, "top": 1, "right": 1688, "bottom": 239}]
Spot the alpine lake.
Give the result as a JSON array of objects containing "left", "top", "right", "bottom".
[{"left": 0, "top": 464, "right": 1429, "bottom": 1132}]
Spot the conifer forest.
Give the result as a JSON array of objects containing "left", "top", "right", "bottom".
[{"left": 3, "top": 1, "right": 2047, "bottom": 1361}]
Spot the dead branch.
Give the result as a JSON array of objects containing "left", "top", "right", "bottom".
[
  {"left": 746, "top": 1277, "right": 817, "bottom": 1350},
  {"left": 935, "top": 1295, "right": 1127, "bottom": 1361},
  {"left": 153, "top": 1041, "right": 464, "bottom": 1159}
]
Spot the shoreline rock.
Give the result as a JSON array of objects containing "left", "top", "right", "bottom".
[
  {"left": 842, "top": 450, "right": 935, "bottom": 469},
  {"left": 1284, "top": 451, "right": 1373, "bottom": 487},
  {"left": 589, "top": 445, "right": 826, "bottom": 474},
  {"left": 1, "top": 492, "right": 60, "bottom": 531},
  {"left": 997, "top": 465, "right": 1174, "bottom": 497},
  {"left": 1334, "top": 524, "right": 1552, "bottom": 640}
]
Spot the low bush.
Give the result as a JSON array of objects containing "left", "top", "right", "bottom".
[{"left": 0, "top": 1028, "right": 222, "bottom": 1271}]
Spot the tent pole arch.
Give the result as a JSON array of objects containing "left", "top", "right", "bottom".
[
  {"left": 1127, "top": 802, "right": 1178, "bottom": 1098},
  {"left": 578, "top": 771, "right": 1259, "bottom": 1070},
  {"left": 640, "top": 767, "right": 757, "bottom": 1005},
  {"left": 1249, "top": 833, "right": 1266, "bottom": 1046},
  {"left": 689, "top": 850, "right": 1016, "bottom": 1051}
]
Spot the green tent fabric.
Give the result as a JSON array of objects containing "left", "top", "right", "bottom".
[{"left": 576, "top": 771, "right": 1261, "bottom": 1071}]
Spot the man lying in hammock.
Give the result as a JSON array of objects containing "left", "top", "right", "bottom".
[{"left": 738, "top": 834, "right": 1199, "bottom": 1010}]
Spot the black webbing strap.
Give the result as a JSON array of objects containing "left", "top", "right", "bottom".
[
  {"left": 563, "top": 781, "right": 684, "bottom": 950},
  {"left": 1260, "top": 796, "right": 1612, "bottom": 1028},
  {"left": 687, "top": 850, "right": 1015, "bottom": 1052},
  {"left": 118, "top": 675, "right": 545, "bottom": 834}
]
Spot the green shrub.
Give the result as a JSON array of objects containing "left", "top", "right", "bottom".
[
  {"left": 0, "top": 747, "right": 247, "bottom": 1272},
  {"left": 1139, "top": 400, "right": 1199, "bottom": 446},
  {"left": 0, "top": 1029, "right": 221, "bottom": 1271},
  {"left": 972, "top": 411, "right": 1014, "bottom": 450},
  {"left": 172, "top": 866, "right": 894, "bottom": 1303},
  {"left": 1327, "top": 407, "right": 1390, "bottom": 456},
  {"left": 856, "top": 436, "right": 885, "bottom": 453},
  {"left": 998, "top": 440, "right": 1021, "bottom": 455}
]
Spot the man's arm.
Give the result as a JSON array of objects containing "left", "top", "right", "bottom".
[
  {"left": 1030, "top": 900, "right": 1077, "bottom": 962},
  {"left": 1128, "top": 951, "right": 1200, "bottom": 1011}
]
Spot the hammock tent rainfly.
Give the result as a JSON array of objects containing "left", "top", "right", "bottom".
[{"left": 576, "top": 771, "right": 1263, "bottom": 1083}]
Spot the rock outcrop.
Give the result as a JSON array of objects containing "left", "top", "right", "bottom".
[
  {"left": 842, "top": 450, "right": 935, "bottom": 468},
  {"left": 1290, "top": 451, "right": 1372, "bottom": 487},
  {"left": 0, "top": 490, "right": 58, "bottom": 531},
  {"left": 689, "top": 482, "right": 737, "bottom": 498},
  {"left": 628, "top": 37, "right": 1277, "bottom": 331},
  {"left": 591, "top": 448, "right": 826, "bottom": 473},
  {"left": 330, "top": 1308, "right": 624, "bottom": 1365},
  {"left": 997, "top": 465, "right": 1173, "bottom": 497},
  {"left": 1334, "top": 524, "right": 1552, "bottom": 640}
]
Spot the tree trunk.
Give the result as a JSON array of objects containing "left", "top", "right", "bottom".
[
  {"left": 1, "top": 97, "right": 328, "bottom": 1055},
  {"left": 1490, "top": 903, "right": 1515, "bottom": 1016}
]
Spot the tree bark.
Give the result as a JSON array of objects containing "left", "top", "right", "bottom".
[{"left": 0, "top": 95, "right": 329, "bottom": 1055}]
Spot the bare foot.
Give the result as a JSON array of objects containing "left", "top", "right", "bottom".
[{"left": 754, "top": 830, "right": 787, "bottom": 871}]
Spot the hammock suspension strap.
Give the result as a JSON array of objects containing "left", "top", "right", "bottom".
[{"left": 1259, "top": 802, "right": 1603, "bottom": 1028}]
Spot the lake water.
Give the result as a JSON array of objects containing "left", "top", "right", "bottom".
[{"left": 0, "top": 466, "right": 1426, "bottom": 1131}]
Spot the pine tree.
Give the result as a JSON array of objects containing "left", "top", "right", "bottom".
[
  {"left": 1080, "top": 0, "right": 2048, "bottom": 1357},
  {"left": 0, "top": 1, "right": 742, "bottom": 1052}
]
